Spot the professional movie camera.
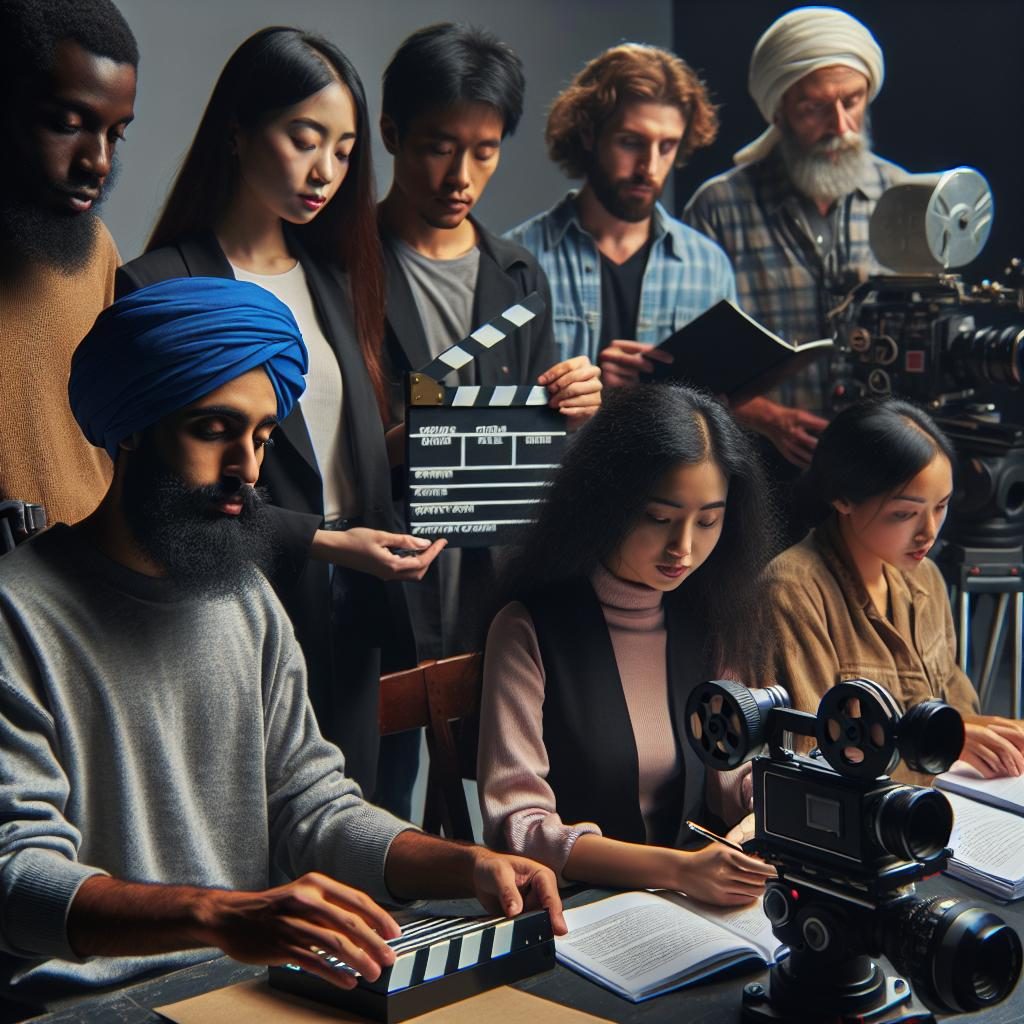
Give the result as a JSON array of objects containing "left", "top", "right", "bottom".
[
  {"left": 828, "top": 168, "right": 1024, "bottom": 551},
  {"left": 686, "top": 678, "right": 1022, "bottom": 1023}
]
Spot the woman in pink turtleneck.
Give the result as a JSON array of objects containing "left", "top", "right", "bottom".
[{"left": 478, "top": 384, "right": 779, "bottom": 906}]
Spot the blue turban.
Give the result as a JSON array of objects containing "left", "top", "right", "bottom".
[{"left": 70, "top": 277, "right": 308, "bottom": 459}]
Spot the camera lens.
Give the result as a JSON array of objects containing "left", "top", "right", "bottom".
[
  {"left": 897, "top": 700, "right": 964, "bottom": 775},
  {"left": 951, "top": 324, "right": 1024, "bottom": 388},
  {"left": 872, "top": 786, "right": 952, "bottom": 861},
  {"left": 880, "top": 895, "right": 1023, "bottom": 1012}
]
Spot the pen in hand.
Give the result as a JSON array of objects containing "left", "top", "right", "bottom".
[{"left": 686, "top": 820, "right": 747, "bottom": 853}]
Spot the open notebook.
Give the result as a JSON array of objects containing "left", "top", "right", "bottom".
[
  {"left": 650, "top": 299, "right": 833, "bottom": 402},
  {"left": 936, "top": 764, "right": 1024, "bottom": 816},
  {"left": 555, "top": 890, "right": 785, "bottom": 1002}
]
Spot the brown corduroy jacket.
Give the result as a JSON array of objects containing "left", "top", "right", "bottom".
[{"left": 765, "top": 515, "right": 979, "bottom": 785}]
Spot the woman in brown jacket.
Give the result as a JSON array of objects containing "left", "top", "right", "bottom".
[{"left": 766, "top": 398, "right": 1024, "bottom": 781}]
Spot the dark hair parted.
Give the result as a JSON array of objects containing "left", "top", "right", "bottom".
[
  {"left": 804, "top": 399, "right": 956, "bottom": 522},
  {"left": 1, "top": 0, "right": 138, "bottom": 95},
  {"left": 546, "top": 44, "right": 718, "bottom": 179},
  {"left": 494, "top": 384, "right": 780, "bottom": 677},
  {"left": 146, "top": 27, "right": 388, "bottom": 418},
  {"left": 382, "top": 23, "right": 525, "bottom": 139}
]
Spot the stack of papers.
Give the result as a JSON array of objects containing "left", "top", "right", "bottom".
[{"left": 943, "top": 791, "right": 1024, "bottom": 899}]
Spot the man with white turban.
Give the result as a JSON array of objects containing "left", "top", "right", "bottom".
[
  {"left": 0, "top": 278, "right": 565, "bottom": 1009},
  {"left": 684, "top": 6, "right": 903, "bottom": 478}
]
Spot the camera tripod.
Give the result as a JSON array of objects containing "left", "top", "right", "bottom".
[
  {"left": 937, "top": 541, "right": 1023, "bottom": 717},
  {"left": 741, "top": 953, "right": 934, "bottom": 1024}
]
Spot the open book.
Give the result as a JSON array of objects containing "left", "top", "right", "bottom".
[
  {"left": 943, "top": 790, "right": 1024, "bottom": 899},
  {"left": 936, "top": 763, "right": 1024, "bottom": 816},
  {"left": 555, "top": 890, "right": 786, "bottom": 1002},
  {"left": 650, "top": 299, "right": 833, "bottom": 401}
]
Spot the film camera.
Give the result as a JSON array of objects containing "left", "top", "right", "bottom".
[
  {"left": 828, "top": 168, "right": 1024, "bottom": 549},
  {"left": 686, "top": 678, "right": 1022, "bottom": 1023}
]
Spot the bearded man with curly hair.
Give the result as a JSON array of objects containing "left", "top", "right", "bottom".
[{"left": 506, "top": 44, "right": 736, "bottom": 383}]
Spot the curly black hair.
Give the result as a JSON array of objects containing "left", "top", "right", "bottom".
[{"left": 491, "top": 383, "right": 781, "bottom": 679}]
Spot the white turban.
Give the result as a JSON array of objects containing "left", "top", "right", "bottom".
[{"left": 734, "top": 6, "right": 884, "bottom": 166}]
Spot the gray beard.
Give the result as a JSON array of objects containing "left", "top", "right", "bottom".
[{"left": 778, "top": 121, "right": 874, "bottom": 206}]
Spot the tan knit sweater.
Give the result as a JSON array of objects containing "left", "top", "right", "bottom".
[{"left": 0, "top": 223, "right": 118, "bottom": 525}]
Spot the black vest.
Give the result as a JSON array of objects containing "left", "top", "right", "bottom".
[{"left": 521, "top": 578, "right": 711, "bottom": 846}]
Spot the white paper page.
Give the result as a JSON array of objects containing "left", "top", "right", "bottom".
[
  {"left": 556, "top": 892, "right": 754, "bottom": 1001},
  {"left": 947, "top": 792, "right": 1024, "bottom": 879},
  {"left": 659, "top": 891, "right": 782, "bottom": 962},
  {"left": 937, "top": 763, "right": 1024, "bottom": 814}
]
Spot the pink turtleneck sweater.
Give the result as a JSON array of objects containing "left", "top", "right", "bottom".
[{"left": 477, "top": 564, "right": 746, "bottom": 874}]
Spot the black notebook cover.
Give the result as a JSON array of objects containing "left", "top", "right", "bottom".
[{"left": 650, "top": 299, "right": 833, "bottom": 400}]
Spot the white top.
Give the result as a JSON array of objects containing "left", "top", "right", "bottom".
[{"left": 230, "top": 260, "right": 358, "bottom": 520}]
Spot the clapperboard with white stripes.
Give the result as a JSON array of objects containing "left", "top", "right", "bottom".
[
  {"left": 405, "top": 292, "right": 568, "bottom": 547},
  {"left": 268, "top": 908, "right": 554, "bottom": 1021}
]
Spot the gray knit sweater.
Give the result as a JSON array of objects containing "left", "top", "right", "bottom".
[{"left": 0, "top": 525, "right": 411, "bottom": 999}]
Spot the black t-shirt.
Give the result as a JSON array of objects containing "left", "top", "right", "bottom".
[{"left": 599, "top": 239, "right": 653, "bottom": 349}]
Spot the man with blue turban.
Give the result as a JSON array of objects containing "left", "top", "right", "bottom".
[
  {"left": 0, "top": 277, "right": 564, "bottom": 1008},
  {"left": 684, "top": 7, "right": 903, "bottom": 482}
]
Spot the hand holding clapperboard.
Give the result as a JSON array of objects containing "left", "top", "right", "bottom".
[{"left": 404, "top": 294, "right": 833, "bottom": 547}]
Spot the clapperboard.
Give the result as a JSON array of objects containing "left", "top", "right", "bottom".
[
  {"left": 405, "top": 292, "right": 567, "bottom": 547},
  {"left": 268, "top": 909, "right": 554, "bottom": 1022}
]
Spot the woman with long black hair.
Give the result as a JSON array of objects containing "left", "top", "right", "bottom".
[
  {"left": 766, "top": 398, "right": 1024, "bottom": 782},
  {"left": 477, "top": 384, "right": 778, "bottom": 905},
  {"left": 118, "top": 27, "right": 442, "bottom": 796}
]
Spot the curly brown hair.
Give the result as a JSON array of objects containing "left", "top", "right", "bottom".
[{"left": 546, "top": 44, "right": 718, "bottom": 179}]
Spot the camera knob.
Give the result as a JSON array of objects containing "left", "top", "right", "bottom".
[
  {"left": 764, "top": 886, "right": 791, "bottom": 926},
  {"left": 803, "top": 916, "right": 831, "bottom": 952}
]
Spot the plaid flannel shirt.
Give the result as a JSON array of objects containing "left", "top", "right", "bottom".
[
  {"left": 683, "top": 150, "right": 905, "bottom": 412},
  {"left": 506, "top": 192, "right": 736, "bottom": 365}
]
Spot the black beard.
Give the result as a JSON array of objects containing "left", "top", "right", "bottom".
[
  {"left": 120, "top": 446, "right": 278, "bottom": 599},
  {"left": 586, "top": 156, "right": 662, "bottom": 223},
  {"left": 0, "top": 158, "right": 119, "bottom": 277}
]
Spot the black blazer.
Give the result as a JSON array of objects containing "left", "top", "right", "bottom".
[
  {"left": 380, "top": 222, "right": 558, "bottom": 658},
  {"left": 116, "top": 232, "right": 415, "bottom": 791}
]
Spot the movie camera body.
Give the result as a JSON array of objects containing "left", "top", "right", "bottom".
[
  {"left": 828, "top": 167, "right": 1022, "bottom": 412},
  {"left": 686, "top": 678, "right": 1022, "bottom": 1023},
  {"left": 827, "top": 168, "right": 1024, "bottom": 550}
]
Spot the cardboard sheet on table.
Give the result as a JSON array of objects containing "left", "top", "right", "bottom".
[{"left": 156, "top": 978, "right": 611, "bottom": 1023}]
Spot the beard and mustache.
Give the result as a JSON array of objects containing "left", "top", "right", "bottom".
[
  {"left": 586, "top": 155, "right": 665, "bottom": 224},
  {"left": 120, "top": 439, "right": 278, "bottom": 599},
  {"left": 0, "top": 157, "right": 119, "bottom": 277},
  {"left": 777, "top": 114, "right": 875, "bottom": 206}
]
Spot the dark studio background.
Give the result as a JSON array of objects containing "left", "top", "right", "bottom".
[
  {"left": 672, "top": 0, "right": 1024, "bottom": 285},
  {"left": 672, "top": 0, "right": 1024, "bottom": 425}
]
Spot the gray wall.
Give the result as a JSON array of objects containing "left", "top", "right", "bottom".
[{"left": 106, "top": 0, "right": 673, "bottom": 261}]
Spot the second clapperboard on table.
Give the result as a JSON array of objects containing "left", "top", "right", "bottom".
[{"left": 405, "top": 292, "right": 567, "bottom": 546}]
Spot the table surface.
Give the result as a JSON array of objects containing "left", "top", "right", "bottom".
[{"left": 7, "top": 877, "right": 1023, "bottom": 1024}]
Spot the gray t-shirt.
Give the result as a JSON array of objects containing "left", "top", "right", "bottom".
[
  {"left": 0, "top": 525, "right": 411, "bottom": 999},
  {"left": 391, "top": 238, "right": 481, "bottom": 385}
]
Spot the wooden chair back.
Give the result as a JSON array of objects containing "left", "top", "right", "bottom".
[{"left": 379, "top": 652, "right": 482, "bottom": 842}]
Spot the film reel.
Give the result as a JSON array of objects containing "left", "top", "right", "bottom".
[
  {"left": 869, "top": 166, "right": 993, "bottom": 273},
  {"left": 686, "top": 681, "right": 787, "bottom": 769},
  {"left": 816, "top": 679, "right": 903, "bottom": 779}
]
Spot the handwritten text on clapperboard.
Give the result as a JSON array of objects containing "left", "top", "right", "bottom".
[{"left": 407, "top": 405, "right": 567, "bottom": 546}]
